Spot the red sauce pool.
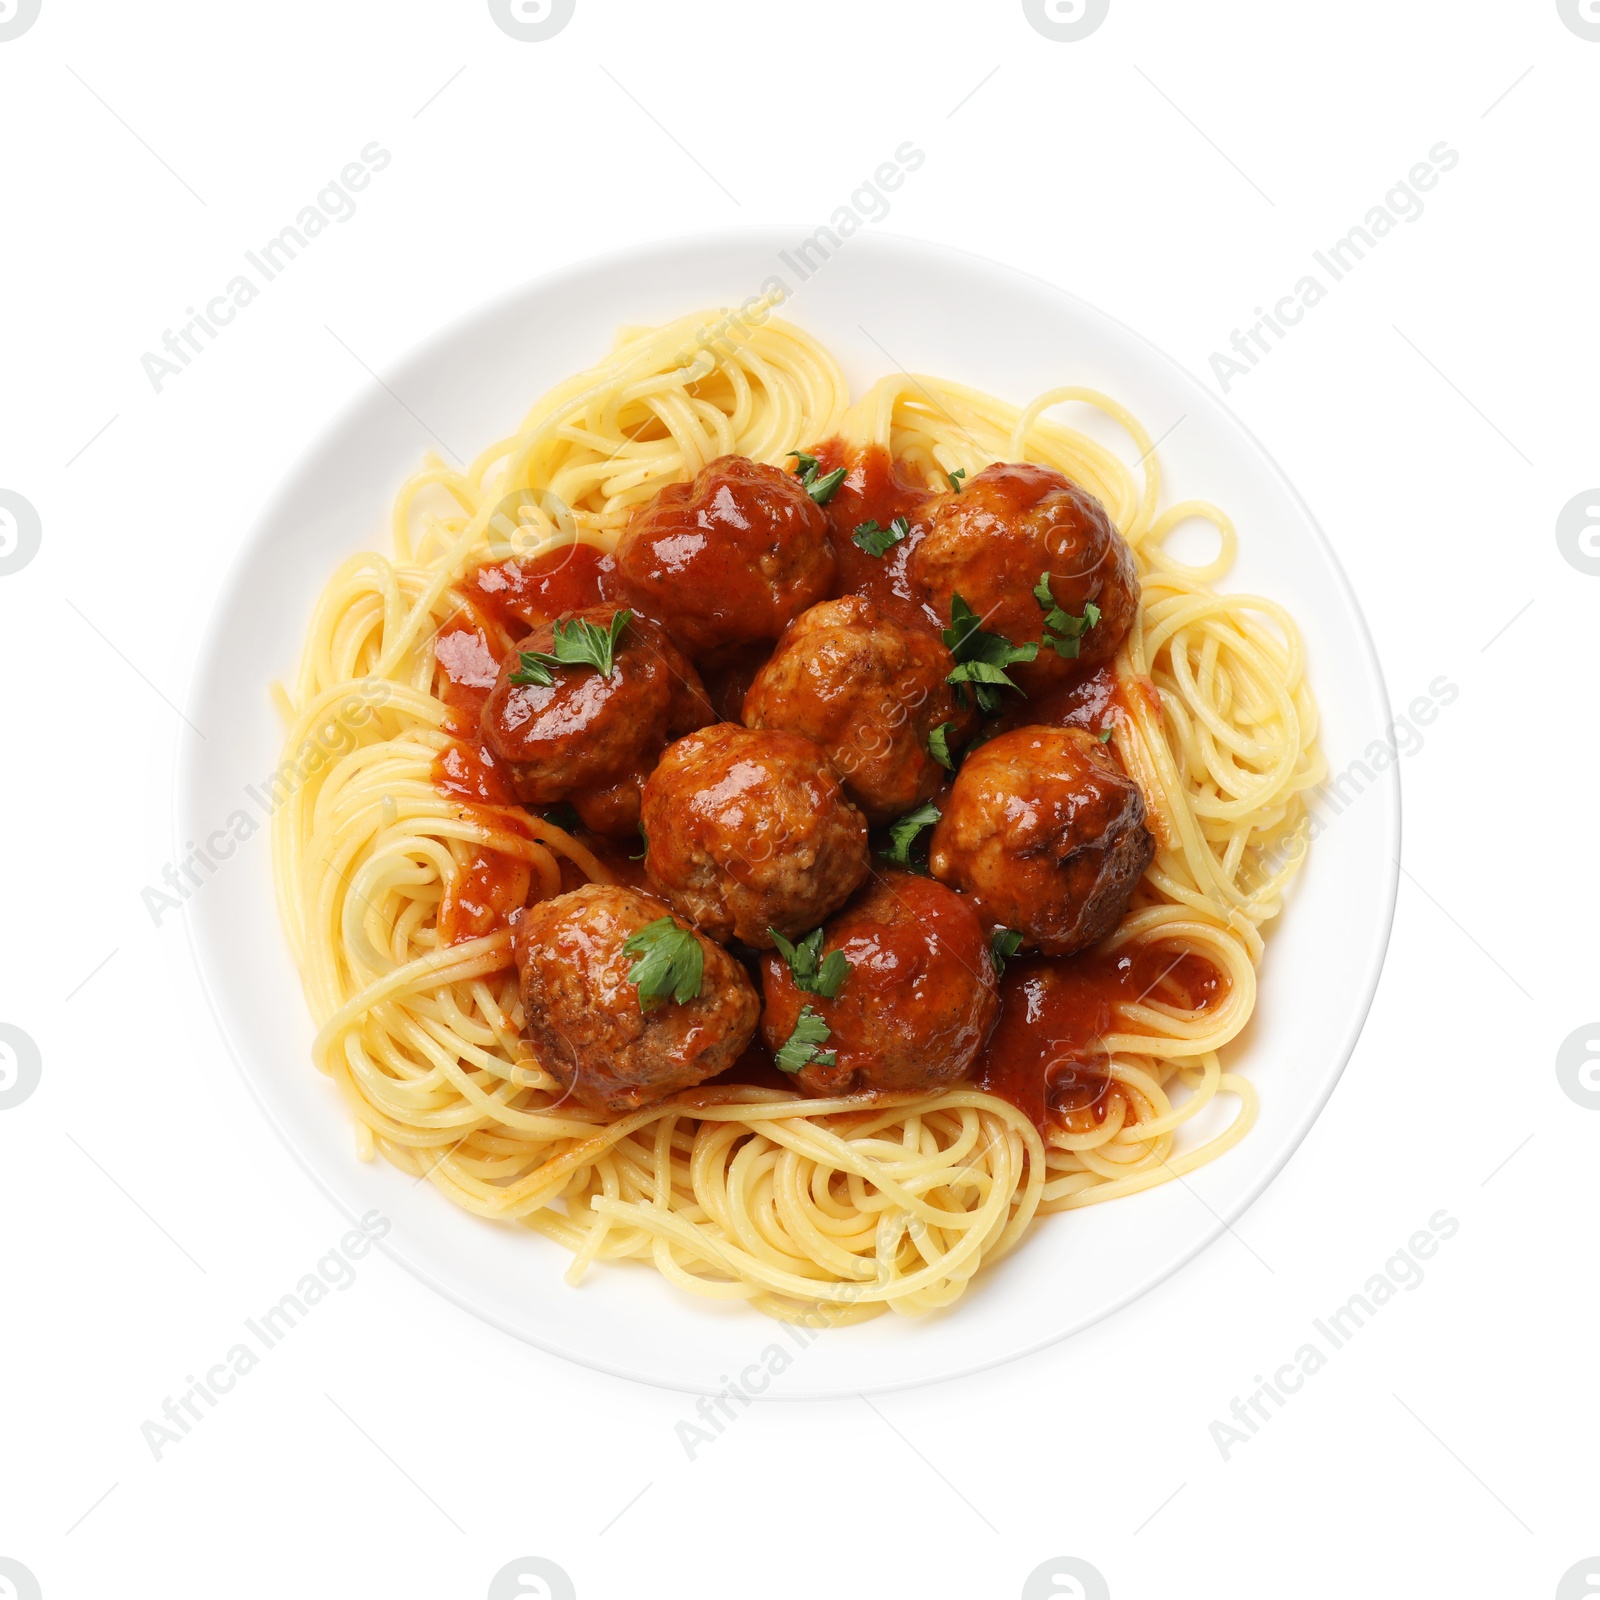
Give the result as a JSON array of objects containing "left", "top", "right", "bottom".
[
  {"left": 976, "top": 947, "right": 1224, "bottom": 1130},
  {"left": 456, "top": 542, "right": 619, "bottom": 648}
]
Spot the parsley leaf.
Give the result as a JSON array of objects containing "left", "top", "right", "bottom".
[
  {"left": 769, "top": 926, "right": 850, "bottom": 1000},
  {"left": 774, "top": 1005, "right": 836, "bottom": 1073},
  {"left": 786, "top": 450, "right": 847, "bottom": 505},
  {"left": 509, "top": 609, "right": 632, "bottom": 686},
  {"left": 622, "top": 916, "right": 704, "bottom": 1010},
  {"left": 852, "top": 515, "right": 911, "bottom": 557},
  {"left": 947, "top": 467, "right": 968, "bottom": 491},
  {"left": 942, "top": 595, "right": 1038, "bottom": 713},
  {"left": 807, "top": 467, "right": 847, "bottom": 504},
  {"left": 1032, "top": 573, "right": 1102, "bottom": 660},
  {"left": 539, "top": 803, "right": 581, "bottom": 831},
  {"left": 880, "top": 800, "right": 941, "bottom": 871},
  {"left": 629, "top": 828, "right": 648, "bottom": 862},
  {"left": 928, "top": 721, "right": 957, "bottom": 772},
  {"left": 990, "top": 928, "right": 1024, "bottom": 977},
  {"left": 1099, "top": 727, "right": 1114, "bottom": 743}
]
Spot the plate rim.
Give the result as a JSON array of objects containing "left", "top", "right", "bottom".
[{"left": 177, "top": 225, "right": 1401, "bottom": 1397}]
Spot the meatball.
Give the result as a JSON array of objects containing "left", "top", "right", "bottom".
[
  {"left": 615, "top": 455, "right": 836, "bottom": 656},
  {"left": 479, "top": 606, "right": 712, "bottom": 836},
  {"left": 910, "top": 462, "right": 1139, "bottom": 693},
  {"left": 513, "top": 884, "right": 758, "bottom": 1114},
  {"left": 760, "top": 872, "right": 999, "bottom": 1096},
  {"left": 929, "top": 726, "right": 1154, "bottom": 955},
  {"left": 742, "top": 597, "right": 973, "bottom": 824},
  {"left": 640, "top": 724, "right": 869, "bottom": 948}
]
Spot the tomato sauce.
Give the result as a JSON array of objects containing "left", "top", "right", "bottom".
[
  {"left": 428, "top": 452, "right": 1206, "bottom": 1124},
  {"left": 430, "top": 545, "right": 625, "bottom": 943},
  {"left": 437, "top": 846, "right": 531, "bottom": 946},
  {"left": 456, "top": 542, "right": 619, "bottom": 647},
  {"left": 812, "top": 441, "right": 939, "bottom": 633},
  {"left": 976, "top": 948, "right": 1224, "bottom": 1129}
]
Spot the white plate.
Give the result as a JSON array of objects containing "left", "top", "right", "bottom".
[{"left": 180, "top": 230, "right": 1399, "bottom": 1397}]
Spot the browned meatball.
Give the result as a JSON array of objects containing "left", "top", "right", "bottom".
[
  {"left": 479, "top": 606, "right": 712, "bottom": 836},
  {"left": 760, "top": 872, "right": 999, "bottom": 1096},
  {"left": 615, "top": 456, "right": 836, "bottom": 657},
  {"left": 640, "top": 724, "right": 869, "bottom": 948},
  {"left": 742, "top": 597, "right": 973, "bottom": 825},
  {"left": 929, "top": 726, "right": 1154, "bottom": 955},
  {"left": 910, "top": 463, "right": 1139, "bottom": 693},
  {"left": 513, "top": 884, "right": 758, "bottom": 1113}
]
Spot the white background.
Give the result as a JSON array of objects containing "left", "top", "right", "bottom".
[{"left": 1, "top": 2, "right": 1596, "bottom": 1597}]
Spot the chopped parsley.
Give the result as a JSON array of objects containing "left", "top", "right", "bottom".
[
  {"left": 538, "top": 802, "right": 581, "bottom": 831},
  {"left": 629, "top": 828, "right": 648, "bottom": 861},
  {"left": 880, "top": 800, "right": 941, "bottom": 871},
  {"left": 852, "top": 515, "right": 911, "bottom": 558},
  {"left": 786, "top": 449, "right": 847, "bottom": 505},
  {"left": 622, "top": 916, "right": 703, "bottom": 1010},
  {"left": 509, "top": 609, "right": 632, "bottom": 686},
  {"left": 769, "top": 926, "right": 850, "bottom": 999},
  {"left": 1033, "top": 573, "right": 1101, "bottom": 660},
  {"left": 1099, "top": 727, "right": 1114, "bottom": 743},
  {"left": 942, "top": 595, "right": 1038, "bottom": 713},
  {"left": 774, "top": 1005, "right": 836, "bottom": 1073},
  {"left": 990, "top": 928, "right": 1024, "bottom": 977},
  {"left": 928, "top": 721, "right": 958, "bottom": 772},
  {"left": 947, "top": 467, "right": 968, "bottom": 491}
]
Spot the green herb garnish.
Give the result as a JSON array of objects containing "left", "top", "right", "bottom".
[
  {"left": 769, "top": 926, "right": 850, "bottom": 999},
  {"left": 622, "top": 915, "right": 703, "bottom": 1010},
  {"left": 786, "top": 450, "right": 847, "bottom": 505},
  {"left": 629, "top": 828, "right": 648, "bottom": 862},
  {"left": 774, "top": 1005, "right": 836, "bottom": 1073},
  {"left": 942, "top": 595, "right": 1038, "bottom": 713},
  {"left": 880, "top": 800, "right": 941, "bottom": 871},
  {"left": 509, "top": 609, "right": 632, "bottom": 686},
  {"left": 539, "top": 803, "right": 581, "bottom": 831},
  {"left": 947, "top": 468, "right": 968, "bottom": 491},
  {"left": 928, "top": 722, "right": 957, "bottom": 772},
  {"left": 990, "top": 928, "right": 1024, "bottom": 977},
  {"left": 852, "top": 515, "right": 911, "bottom": 557},
  {"left": 1032, "top": 573, "right": 1101, "bottom": 661},
  {"left": 1099, "top": 727, "right": 1114, "bottom": 743}
]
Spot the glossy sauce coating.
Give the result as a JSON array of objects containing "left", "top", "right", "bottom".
[
  {"left": 614, "top": 456, "right": 835, "bottom": 656},
  {"left": 809, "top": 441, "right": 938, "bottom": 631},
  {"left": 759, "top": 871, "right": 998, "bottom": 1096},
  {"left": 513, "top": 884, "right": 758, "bottom": 1113},
  {"left": 930, "top": 725, "right": 1155, "bottom": 956},
  {"left": 743, "top": 595, "right": 973, "bottom": 824},
  {"left": 910, "top": 462, "right": 1139, "bottom": 692},
  {"left": 433, "top": 544, "right": 617, "bottom": 807},
  {"left": 479, "top": 606, "right": 712, "bottom": 834},
  {"left": 431, "top": 454, "right": 1202, "bottom": 1134},
  {"left": 976, "top": 948, "right": 1223, "bottom": 1129},
  {"left": 641, "top": 723, "right": 870, "bottom": 947}
]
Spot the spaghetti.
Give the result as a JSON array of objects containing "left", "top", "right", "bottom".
[{"left": 272, "top": 303, "right": 1324, "bottom": 1324}]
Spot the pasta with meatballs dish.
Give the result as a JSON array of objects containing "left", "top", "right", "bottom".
[{"left": 272, "top": 304, "right": 1324, "bottom": 1323}]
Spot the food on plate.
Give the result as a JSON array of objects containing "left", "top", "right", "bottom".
[{"left": 275, "top": 306, "right": 1320, "bottom": 1323}]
